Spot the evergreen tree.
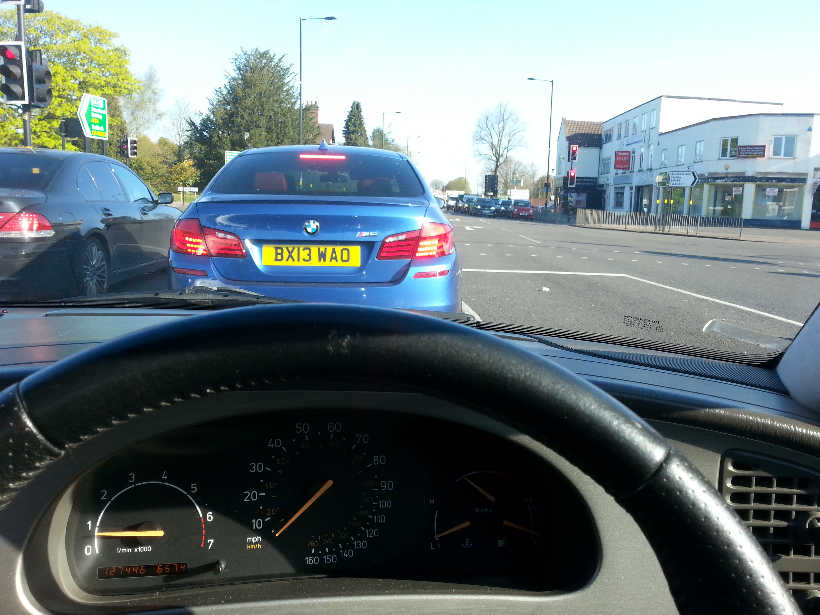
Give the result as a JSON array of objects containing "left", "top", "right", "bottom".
[{"left": 343, "top": 101, "right": 368, "bottom": 146}]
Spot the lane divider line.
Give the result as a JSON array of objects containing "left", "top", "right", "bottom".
[
  {"left": 461, "top": 269, "right": 803, "bottom": 326},
  {"left": 519, "top": 235, "right": 541, "bottom": 244}
]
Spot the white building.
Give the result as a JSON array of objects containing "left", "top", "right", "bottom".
[
  {"left": 556, "top": 119, "right": 602, "bottom": 209},
  {"left": 596, "top": 96, "right": 820, "bottom": 230}
]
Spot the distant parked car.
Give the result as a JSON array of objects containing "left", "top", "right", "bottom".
[
  {"left": 457, "top": 194, "right": 477, "bottom": 213},
  {"left": 498, "top": 199, "right": 513, "bottom": 217},
  {"left": 511, "top": 200, "right": 534, "bottom": 220},
  {"left": 0, "top": 148, "right": 179, "bottom": 300}
]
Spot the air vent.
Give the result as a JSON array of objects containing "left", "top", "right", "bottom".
[{"left": 722, "top": 450, "right": 820, "bottom": 593}]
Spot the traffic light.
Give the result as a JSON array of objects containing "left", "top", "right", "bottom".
[
  {"left": 24, "top": 0, "right": 45, "bottom": 13},
  {"left": 484, "top": 174, "right": 498, "bottom": 196},
  {"left": 0, "top": 41, "right": 27, "bottom": 104},
  {"left": 128, "top": 137, "right": 137, "bottom": 158},
  {"left": 119, "top": 138, "right": 128, "bottom": 157},
  {"left": 568, "top": 169, "right": 576, "bottom": 188},
  {"left": 27, "top": 49, "right": 51, "bottom": 108},
  {"left": 569, "top": 144, "right": 578, "bottom": 161}
]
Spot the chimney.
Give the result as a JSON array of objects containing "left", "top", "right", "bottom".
[{"left": 305, "top": 101, "right": 319, "bottom": 123}]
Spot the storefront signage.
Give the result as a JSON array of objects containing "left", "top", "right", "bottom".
[
  {"left": 696, "top": 176, "right": 805, "bottom": 184},
  {"left": 624, "top": 133, "right": 644, "bottom": 147},
  {"left": 733, "top": 186, "right": 743, "bottom": 195},
  {"left": 737, "top": 145, "right": 766, "bottom": 158},
  {"left": 766, "top": 187, "right": 778, "bottom": 196},
  {"left": 614, "top": 151, "right": 631, "bottom": 169}
]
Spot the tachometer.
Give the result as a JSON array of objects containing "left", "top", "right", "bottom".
[{"left": 239, "top": 419, "right": 395, "bottom": 571}]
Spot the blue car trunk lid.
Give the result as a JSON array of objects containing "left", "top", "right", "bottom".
[{"left": 196, "top": 199, "right": 428, "bottom": 284}]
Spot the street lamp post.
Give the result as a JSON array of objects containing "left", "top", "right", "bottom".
[
  {"left": 300, "top": 15, "right": 336, "bottom": 145},
  {"left": 382, "top": 111, "right": 401, "bottom": 149},
  {"left": 527, "top": 77, "right": 554, "bottom": 201},
  {"left": 406, "top": 135, "right": 421, "bottom": 156}
]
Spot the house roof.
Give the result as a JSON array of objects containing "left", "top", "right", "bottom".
[{"left": 564, "top": 120, "right": 603, "bottom": 136}]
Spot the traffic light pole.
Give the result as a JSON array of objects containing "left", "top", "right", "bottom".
[{"left": 15, "top": 2, "right": 31, "bottom": 147}]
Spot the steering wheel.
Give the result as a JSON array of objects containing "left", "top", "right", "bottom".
[{"left": 0, "top": 304, "right": 799, "bottom": 615}]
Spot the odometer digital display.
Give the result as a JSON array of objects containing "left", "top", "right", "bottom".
[{"left": 98, "top": 563, "right": 187, "bottom": 579}]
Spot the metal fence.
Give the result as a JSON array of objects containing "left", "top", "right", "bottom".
[{"left": 577, "top": 209, "right": 743, "bottom": 239}]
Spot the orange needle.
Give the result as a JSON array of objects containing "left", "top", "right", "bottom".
[
  {"left": 275, "top": 479, "right": 334, "bottom": 537},
  {"left": 96, "top": 530, "right": 165, "bottom": 537},
  {"left": 502, "top": 520, "right": 540, "bottom": 536},
  {"left": 464, "top": 477, "right": 496, "bottom": 502},
  {"left": 434, "top": 521, "right": 471, "bottom": 539}
]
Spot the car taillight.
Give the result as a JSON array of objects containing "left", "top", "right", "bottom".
[
  {"left": 171, "top": 219, "right": 246, "bottom": 258},
  {"left": 376, "top": 221, "right": 454, "bottom": 261},
  {"left": 171, "top": 219, "right": 208, "bottom": 255},
  {"left": 0, "top": 212, "right": 54, "bottom": 238},
  {"left": 376, "top": 229, "right": 421, "bottom": 260},
  {"left": 415, "top": 221, "right": 453, "bottom": 259},
  {"left": 202, "top": 226, "right": 246, "bottom": 258}
]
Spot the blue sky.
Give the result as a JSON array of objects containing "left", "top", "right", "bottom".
[{"left": 20, "top": 0, "right": 820, "bottom": 187}]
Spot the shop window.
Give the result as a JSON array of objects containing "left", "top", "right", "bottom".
[
  {"left": 772, "top": 136, "right": 796, "bottom": 158},
  {"left": 614, "top": 188, "right": 625, "bottom": 209},
  {"left": 648, "top": 144, "right": 654, "bottom": 168},
  {"left": 650, "top": 109, "right": 657, "bottom": 128},
  {"left": 720, "top": 137, "right": 738, "bottom": 159},
  {"left": 661, "top": 149, "right": 668, "bottom": 167},
  {"left": 689, "top": 184, "right": 704, "bottom": 216},
  {"left": 676, "top": 145, "right": 685, "bottom": 165},
  {"left": 641, "top": 113, "right": 647, "bottom": 131},
  {"left": 694, "top": 141, "right": 704, "bottom": 162},
  {"left": 752, "top": 184, "right": 804, "bottom": 220},
  {"left": 709, "top": 184, "right": 743, "bottom": 217}
]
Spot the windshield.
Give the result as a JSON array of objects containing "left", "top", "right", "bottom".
[
  {"left": 0, "top": 1, "right": 818, "bottom": 362},
  {"left": 209, "top": 151, "right": 425, "bottom": 197}
]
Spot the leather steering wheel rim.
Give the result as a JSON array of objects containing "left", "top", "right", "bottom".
[{"left": 0, "top": 304, "right": 799, "bottom": 615}]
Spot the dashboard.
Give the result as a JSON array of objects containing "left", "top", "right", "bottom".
[
  {"left": 0, "top": 307, "right": 818, "bottom": 615},
  {"left": 54, "top": 410, "right": 596, "bottom": 595}
]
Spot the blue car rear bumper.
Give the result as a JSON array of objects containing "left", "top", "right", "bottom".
[{"left": 169, "top": 253, "right": 462, "bottom": 312}]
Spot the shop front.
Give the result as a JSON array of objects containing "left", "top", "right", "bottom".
[
  {"left": 708, "top": 184, "right": 744, "bottom": 217},
  {"left": 751, "top": 184, "right": 805, "bottom": 221}
]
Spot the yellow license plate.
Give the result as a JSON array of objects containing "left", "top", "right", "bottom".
[{"left": 262, "top": 244, "right": 361, "bottom": 267}]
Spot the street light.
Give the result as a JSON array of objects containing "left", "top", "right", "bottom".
[
  {"left": 382, "top": 111, "right": 401, "bottom": 149},
  {"left": 300, "top": 15, "right": 336, "bottom": 145},
  {"left": 527, "top": 77, "right": 554, "bottom": 201},
  {"left": 406, "top": 135, "right": 421, "bottom": 156}
]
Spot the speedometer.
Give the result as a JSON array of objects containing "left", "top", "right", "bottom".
[{"left": 240, "top": 420, "right": 395, "bottom": 570}]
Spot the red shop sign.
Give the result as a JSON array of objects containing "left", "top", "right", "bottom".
[{"left": 614, "top": 151, "right": 631, "bottom": 170}]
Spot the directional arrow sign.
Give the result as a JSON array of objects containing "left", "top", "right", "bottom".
[
  {"left": 667, "top": 171, "right": 698, "bottom": 188},
  {"left": 77, "top": 93, "right": 108, "bottom": 140}
]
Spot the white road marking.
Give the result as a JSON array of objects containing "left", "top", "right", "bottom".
[
  {"left": 461, "top": 269, "right": 803, "bottom": 326},
  {"left": 461, "top": 301, "right": 481, "bottom": 321},
  {"left": 542, "top": 287, "right": 550, "bottom": 292},
  {"left": 505, "top": 254, "right": 511, "bottom": 256},
  {"left": 519, "top": 235, "right": 541, "bottom": 243},
  {"left": 480, "top": 253, "right": 486, "bottom": 256}
]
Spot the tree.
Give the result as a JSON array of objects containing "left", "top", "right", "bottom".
[
  {"left": 343, "top": 101, "right": 368, "bottom": 146},
  {"left": 445, "top": 177, "right": 471, "bottom": 193},
  {"left": 188, "top": 48, "right": 317, "bottom": 187},
  {"left": 0, "top": 8, "right": 140, "bottom": 149},
  {"left": 429, "top": 179, "right": 445, "bottom": 190},
  {"left": 369, "top": 126, "right": 402, "bottom": 152},
  {"left": 121, "top": 65, "right": 164, "bottom": 137},
  {"left": 494, "top": 157, "right": 539, "bottom": 196},
  {"left": 472, "top": 103, "right": 526, "bottom": 177},
  {"left": 164, "top": 97, "right": 193, "bottom": 162}
]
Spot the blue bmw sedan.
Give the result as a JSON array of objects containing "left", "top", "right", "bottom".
[{"left": 169, "top": 144, "right": 461, "bottom": 311}]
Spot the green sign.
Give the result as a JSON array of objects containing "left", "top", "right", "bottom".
[
  {"left": 655, "top": 171, "right": 668, "bottom": 187},
  {"left": 224, "top": 150, "right": 241, "bottom": 165},
  {"left": 77, "top": 93, "right": 108, "bottom": 140}
]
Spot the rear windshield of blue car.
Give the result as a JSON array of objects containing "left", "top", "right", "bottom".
[
  {"left": 0, "top": 153, "right": 64, "bottom": 190},
  {"left": 209, "top": 151, "right": 426, "bottom": 198}
]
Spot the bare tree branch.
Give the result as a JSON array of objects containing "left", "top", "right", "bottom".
[{"left": 472, "top": 103, "right": 527, "bottom": 176}]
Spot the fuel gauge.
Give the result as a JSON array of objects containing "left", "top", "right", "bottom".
[{"left": 433, "top": 471, "right": 543, "bottom": 555}]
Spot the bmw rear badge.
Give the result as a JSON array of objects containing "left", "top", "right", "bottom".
[{"left": 304, "top": 220, "right": 320, "bottom": 235}]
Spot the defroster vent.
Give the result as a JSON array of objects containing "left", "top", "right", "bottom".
[{"left": 721, "top": 450, "right": 820, "bottom": 595}]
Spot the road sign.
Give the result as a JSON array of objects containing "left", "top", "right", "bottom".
[
  {"left": 667, "top": 171, "right": 698, "bottom": 188},
  {"left": 224, "top": 150, "right": 240, "bottom": 165},
  {"left": 77, "top": 93, "right": 108, "bottom": 140},
  {"left": 177, "top": 187, "right": 199, "bottom": 193}
]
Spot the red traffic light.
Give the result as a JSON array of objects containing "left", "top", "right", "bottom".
[
  {"left": 569, "top": 144, "right": 578, "bottom": 161},
  {"left": 568, "top": 169, "right": 577, "bottom": 187},
  {"left": 2, "top": 47, "right": 17, "bottom": 61}
]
